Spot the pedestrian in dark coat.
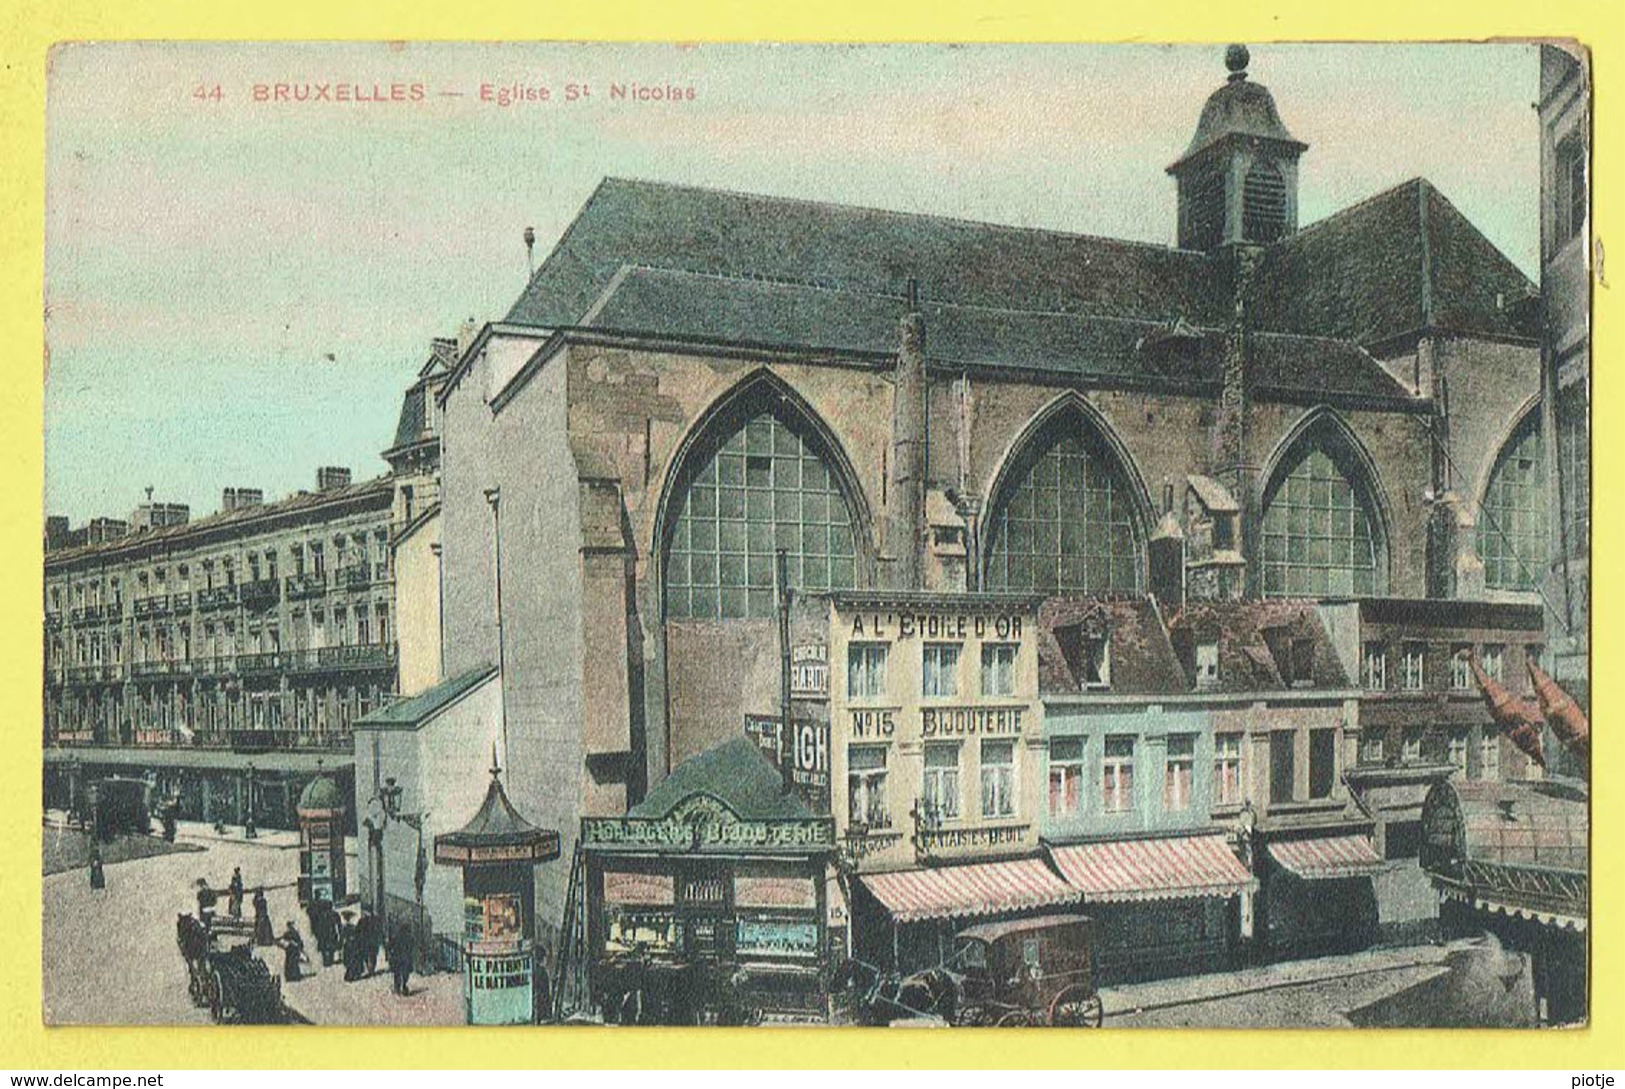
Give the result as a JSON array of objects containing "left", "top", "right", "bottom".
[
  {"left": 195, "top": 878, "right": 217, "bottom": 928},
  {"left": 278, "top": 922, "right": 306, "bottom": 983},
  {"left": 89, "top": 848, "right": 105, "bottom": 891},
  {"left": 308, "top": 899, "right": 335, "bottom": 966},
  {"left": 361, "top": 910, "right": 383, "bottom": 977},
  {"left": 252, "top": 887, "right": 274, "bottom": 946},
  {"left": 342, "top": 920, "right": 365, "bottom": 982},
  {"left": 227, "top": 867, "right": 245, "bottom": 918},
  {"left": 386, "top": 922, "right": 414, "bottom": 996}
]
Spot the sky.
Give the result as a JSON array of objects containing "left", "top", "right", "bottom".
[{"left": 44, "top": 41, "right": 1539, "bottom": 524}]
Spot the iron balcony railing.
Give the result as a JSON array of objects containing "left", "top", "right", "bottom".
[
  {"left": 132, "top": 595, "right": 171, "bottom": 619},
  {"left": 239, "top": 578, "right": 281, "bottom": 605},
  {"left": 286, "top": 643, "right": 398, "bottom": 673},
  {"left": 285, "top": 572, "right": 328, "bottom": 600},
  {"left": 197, "top": 586, "right": 236, "bottom": 610}
]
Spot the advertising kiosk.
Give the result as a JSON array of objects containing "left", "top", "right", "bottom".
[
  {"left": 296, "top": 771, "right": 347, "bottom": 905},
  {"left": 434, "top": 753, "right": 561, "bottom": 1025}
]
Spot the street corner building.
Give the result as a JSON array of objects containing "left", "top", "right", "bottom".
[{"left": 46, "top": 43, "right": 1589, "bottom": 1028}]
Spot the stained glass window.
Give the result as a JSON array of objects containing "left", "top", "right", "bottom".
[
  {"left": 665, "top": 409, "right": 858, "bottom": 619},
  {"left": 984, "top": 424, "right": 1143, "bottom": 593},
  {"left": 1260, "top": 446, "right": 1380, "bottom": 597},
  {"left": 1478, "top": 416, "right": 1547, "bottom": 591}
]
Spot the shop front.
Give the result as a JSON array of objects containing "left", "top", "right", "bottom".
[
  {"left": 1257, "top": 828, "right": 1384, "bottom": 959},
  {"left": 580, "top": 737, "right": 836, "bottom": 1024},
  {"left": 1046, "top": 832, "right": 1255, "bottom": 984}
]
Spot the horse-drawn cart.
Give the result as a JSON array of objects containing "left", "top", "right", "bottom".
[
  {"left": 847, "top": 914, "right": 1104, "bottom": 1028},
  {"left": 176, "top": 913, "right": 287, "bottom": 1024}
]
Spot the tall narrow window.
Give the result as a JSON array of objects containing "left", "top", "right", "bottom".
[
  {"left": 1479, "top": 415, "right": 1547, "bottom": 591},
  {"left": 1451, "top": 644, "right": 1473, "bottom": 690},
  {"left": 1102, "top": 736, "right": 1135, "bottom": 813},
  {"left": 1195, "top": 642, "right": 1220, "bottom": 689},
  {"left": 980, "top": 739, "right": 1016, "bottom": 818},
  {"left": 665, "top": 405, "right": 858, "bottom": 620},
  {"left": 1559, "top": 138, "right": 1587, "bottom": 246},
  {"left": 848, "top": 745, "right": 890, "bottom": 829},
  {"left": 1309, "top": 729, "right": 1336, "bottom": 799},
  {"left": 922, "top": 743, "right": 961, "bottom": 821},
  {"left": 1261, "top": 442, "right": 1381, "bottom": 598},
  {"left": 1362, "top": 642, "right": 1388, "bottom": 690},
  {"left": 1401, "top": 642, "right": 1425, "bottom": 690},
  {"left": 1164, "top": 734, "right": 1195, "bottom": 811},
  {"left": 1479, "top": 734, "right": 1501, "bottom": 781},
  {"left": 1269, "top": 731, "right": 1296, "bottom": 804},
  {"left": 984, "top": 415, "right": 1143, "bottom": 594},
  {"left": 1447, "top": 730, "right": 1469, "bottom": 775},
  {"left": 1049, "top": 737, "right": 1085, "bottom": 817},
  {"left": 1214, "top": 732, "right": 1243, "bottom": 805},
  {"left": 847, "top": 643, "right": 888, "bottom": 700},
  {"left": 922, "top": 643, "right": 961, "bottom": 698},
  {"left": 1557, "top": 378, "right": 1589, "bottom": 554},
  {"left": 1482, "top": 644, "right": 1505, "bottom": 683},
  {"left": 980, "top": 643, "right": 1017, "bottom": 698}
]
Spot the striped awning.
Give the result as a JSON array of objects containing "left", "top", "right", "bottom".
[
  {"left": 1048, "top": 834, "right": 1256, "bottom": 903},
  {"left": 1268, "top": 834, "right": 1384, "bottom": 880},
  {"left": 860, "top": 858, "right": 1083, "bottom": 923}
]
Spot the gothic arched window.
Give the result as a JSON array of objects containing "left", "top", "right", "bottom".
[
  {"left": 664, "top": 399, "right": 859, "bottom": 620},
  {"left": 1478, "top": 414, "right": 1547, "bottom": 592},
  {"left": 984, "top": 414, "right": 1144, "bottom": 594},
  {"left": 1261, "top": 436, "right": 1383, "bottom": 598},
  {"left": 1242, "top": 160, "right": 1287, "bottom": 243}
]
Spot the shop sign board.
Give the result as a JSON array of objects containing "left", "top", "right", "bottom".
[
  {"left": 582, "top": 795, "right": 835, "bottom": 854},
  {"left": 791, "top": 644, "right": 829, "bottom": 698}
]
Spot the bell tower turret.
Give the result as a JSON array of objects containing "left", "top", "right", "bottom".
[{"left": 1168, "top": 45, "right": 1308, "bottom": 251}]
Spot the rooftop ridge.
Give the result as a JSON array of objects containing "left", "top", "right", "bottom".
[{"left": 589, "top": 174, "right": 1210, "bottom": 260}]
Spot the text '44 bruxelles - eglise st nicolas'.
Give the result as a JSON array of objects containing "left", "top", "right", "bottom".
[{"left": 44, "top": 43, "right": 1589, "bottom": 1029}]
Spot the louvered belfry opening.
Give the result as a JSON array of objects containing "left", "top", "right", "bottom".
[
  {"left": 1180, "top": 163, "right": 1227, "bottom": 251},
  {"left": 1242, "top": 160, "right": 1288, "bottom": 243}
]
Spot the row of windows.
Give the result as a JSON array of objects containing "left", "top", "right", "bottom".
[
  {"left": 51, "top": 603, "right": 393, "bottom": 667},
  {"left": 846, "top": 730, "right": 1328, "bottom": 829},
  {"left": 48, "top": 529, "right": 391, "bottom": 614},
  {"left": 1359, "top": 640, "right": 1540, "bottom": 691},
  {"left": 846, "top": 641, "right": 1020, "bottom": 701},
  {"left": 1359, "top": 729, "right": 1501, "bottom": 778},
  {"left": 660, "top": 397, "right": 1557, "bottom": 614},
  {"left": 847, "top": 738, "right": 1018, "bottom": 828}
]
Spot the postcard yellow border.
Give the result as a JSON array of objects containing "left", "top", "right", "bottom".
[{"left": 3, "top": 0, "right": 1617, "bottom": 1070}]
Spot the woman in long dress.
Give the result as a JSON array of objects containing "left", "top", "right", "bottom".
[
  {"left": 252, "top": 888, "right": 274, "bottom": 946},
  {"left": 278, "top": 922, "right": 306, "bottom": 983}
]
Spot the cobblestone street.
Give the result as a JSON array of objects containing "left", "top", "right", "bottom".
[{"left": 42, "top": 817, "right": 460, "bottom": 1026}]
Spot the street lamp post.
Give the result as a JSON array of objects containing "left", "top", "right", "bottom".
[
  {"left": 244, "top": 761, "right": 257, "bottom": 839},
  {"left": 362, "top": 777, "right": 406, "bottom": 916}
]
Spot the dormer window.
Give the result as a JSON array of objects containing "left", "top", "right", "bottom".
[
  {"left": 1195, "top": 642, "right": 1220, "bottom": 689},
  {"left": 1056, "top": 622, "right": 1111, "bottom": 690}
]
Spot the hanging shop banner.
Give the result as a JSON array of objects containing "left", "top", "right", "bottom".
[
  {"left": 791, "top": 644, "right": 829, "bottom": 699},
  {"left": 582, "top": 794, "right": 835, "bottom": 854}
]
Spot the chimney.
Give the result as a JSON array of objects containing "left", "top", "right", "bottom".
[
  {"left": 457, "top": 317, "right": 479, "bottom": 358},
  {"left": 1148, "top": 479, "right": 1186, "bottom": 611},
  {"left": 45, "top": 515, "right": 69, "bottom": 551},
  {"left": 887, "top": 279, "right": 928, "bottom": 590},
  {"left": 317, "top": 466, "right": 352, "bottom": 492}
]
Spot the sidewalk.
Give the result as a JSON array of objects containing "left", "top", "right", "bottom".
[
  {"left": 278, "top": 958, "right": 464, "bottom": 1026},
  {"left": 45, "top": 808, "right": 319, "bottom": 851},
  {"left": 1098, "top": 943, "right": 1452, "bottom": 1026}
]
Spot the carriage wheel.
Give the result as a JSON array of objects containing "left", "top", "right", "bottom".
[
  {"left": 207, "top": 969, "right": 225, "bottom": 1023},
  {"left": 955, "top": 1004, "right": 991, "bottom": 1027},
  {"left": 996, "top": 1009, "right": 1034, "bottom": 1028},
  {"left": 1049, "top": 985, "right": 1103, "bottom": 1028}
]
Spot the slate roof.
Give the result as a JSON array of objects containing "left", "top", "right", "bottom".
[
  {"left": 1254, "top": 178, "right": 1538, "bottom": 347},
  {"left": 440, "top": 767, "right": 550, "bottom": 848},
  {"left": 1166, "top": 599, "right": 1353, "bottom": 693},
  {"left": 1172, "top": 72, "right": 1306, "bottom": 169},
  {"left": 1038, "top": 596, "right": 1188, "bottom": 695},
  {"left": 503, "top": 176, "right": 1528, "bottom": 397},
  {"left": 631, "top": 736, "right": 814, "bottom": 822},
  {"left": 509, "top": 176, "right": 1226, "bottom": 329},
  {"left": 353, "top": 665, "right": 496, "bottom": 730},
  {"left": 575, "top": 265, "right": 1411, "bottom": 401}
]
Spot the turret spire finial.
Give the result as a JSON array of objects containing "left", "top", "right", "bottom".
[{"left": 1225, "top": 43, "right": 1250, "bottom": 82}]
